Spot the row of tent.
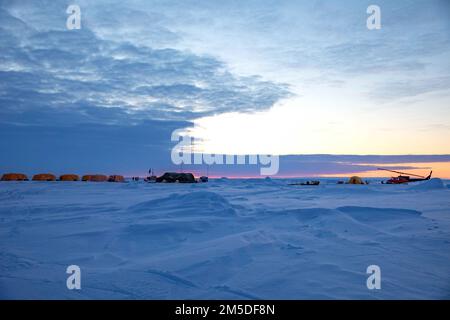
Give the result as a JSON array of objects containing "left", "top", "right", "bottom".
[{"left": 1, "top": 173, "right": 125, "bottom": 182}]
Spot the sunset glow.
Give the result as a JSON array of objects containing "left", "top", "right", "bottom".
[{"left": 318, "top": 162, "right": 450, "bottom": 179}]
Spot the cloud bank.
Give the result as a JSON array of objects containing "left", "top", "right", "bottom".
[{"left": 0, "top": 0, "right": 449, "bottom": 176}]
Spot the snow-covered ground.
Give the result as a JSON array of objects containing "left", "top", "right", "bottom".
[{"left": 1, "top": 178, "right": 449, "bottom": 299}]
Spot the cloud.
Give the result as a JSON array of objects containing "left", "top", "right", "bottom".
[
  {"left": 141, "top": 0, "right": 450, "bottom": 102},
  {"left": 0, "top": 2, "right": 290, "bottom": 128},
  {"left": 369, "top": 76, "right": 450, "bottom": 101},
  {"left": 0, "top": 120, "right": 191, "bottom": 174},
  {"left": 0, "top": 1, "right": 291, "bottom": 173}
]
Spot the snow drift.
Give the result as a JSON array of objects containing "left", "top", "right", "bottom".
[{"left": 0, "top": 180, "right": 449, "bottom": 299}]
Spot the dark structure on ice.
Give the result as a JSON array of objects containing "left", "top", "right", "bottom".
[{"left": 156, "top": 172, "right": 197, "bottom": 183}]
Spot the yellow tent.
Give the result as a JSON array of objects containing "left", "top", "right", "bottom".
[{"left": 348, "top": 176, "right": 364, "bottom": 184}]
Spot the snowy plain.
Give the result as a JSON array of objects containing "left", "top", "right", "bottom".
[{"left": 0, "top": 178, "right": 449, "bottom": 299}]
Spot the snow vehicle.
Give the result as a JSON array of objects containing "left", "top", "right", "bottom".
[{"left": 289, "top": 180, "right": 320, "bottom": 186}]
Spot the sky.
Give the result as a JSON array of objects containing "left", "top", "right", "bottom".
[{"left": 0, "top": 0, "right": 450, "bottom": 177}]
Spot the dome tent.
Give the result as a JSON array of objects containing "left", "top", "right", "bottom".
[
  {"left": 59, "top": 174, "right": 80, "bottom": 181},
  {"left": 1, "top": 173, "right": 28, "bottom": 181},
  {"left": 82, "top": 174, "right": 108, "bottom": 182},
  {"left": 108, "top": 175, "right": 125, "bottom": 182},
  {"left": 348, "top": 176, "right": 364, "bottom": 184},
  {"left": 32, "top": 173, "right": 56, "bottom": 181}
]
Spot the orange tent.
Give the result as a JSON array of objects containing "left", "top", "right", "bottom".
[
  {"left": 82, "top": 174, "right": 108, "bottom": 182},
  {"left": 108, "top": 175, "right": 125, "bottom": 182},
  {"left": 59, "top": 174, "right": 80, "bottom": 181},
  {"left": 32, "top": 173, "right": 56, "bottom": 181},
  {"left": 1, "top": 173, "right": 28, "bottom": 181}
]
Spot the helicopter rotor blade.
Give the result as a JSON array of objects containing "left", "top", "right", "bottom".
[{"left": 377, "top": 168, "right": 425, "bottom": 178}]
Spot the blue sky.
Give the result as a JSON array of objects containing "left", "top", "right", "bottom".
[{"left": 0, "top": 0, "right": 449, "bottom": 177}]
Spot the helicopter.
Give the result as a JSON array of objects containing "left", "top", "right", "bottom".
[{"left": 378, "top": 168, "right": 432, "bottom": 184}]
